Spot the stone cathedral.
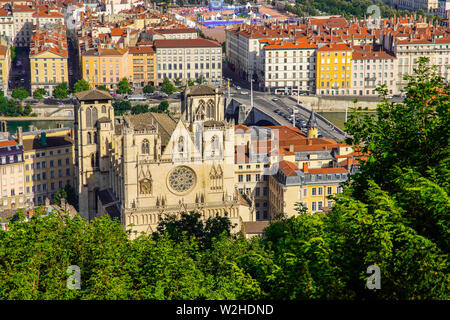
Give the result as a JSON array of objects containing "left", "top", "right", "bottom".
[{"left": 74, "top": 85, "right": 250, "bottom": 237}]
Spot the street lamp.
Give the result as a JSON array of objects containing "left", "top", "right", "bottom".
[{"left": 292, "top": 107, "right": 298, "bottom": 127}]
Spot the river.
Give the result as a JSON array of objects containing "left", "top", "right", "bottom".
[
  {"left": 5, "top": 120, "right": 74, "bottom": 135},
  {"left": 4, "top": 112, "right": 370, "bottom": 135}
]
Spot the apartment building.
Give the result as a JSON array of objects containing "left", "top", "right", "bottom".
[
  {"left": 154, "top": 38, "right": 222, "bottom": 86},
  {"left": 29, "top": 23, "right": 68, "bottom": 95},
  {"left": 153, "top": 28, "right": 198, "bottom": 40},
  {"left": 386, "top": 35, "right": 450, "bottom": 90},
  {"left": 260, "top": 39, "right": 317, "bottom": 93},
  {"left": 12, "top": 4, "right": 33, "bottom": 46},
  {"left": 269, "top": 161, "right": 348, "bottom": 216},
  {"left": 22, "top": 129, "right": 75, "bottom": 207},
  {"left": 128, "top": 45, "right": 157, "bottom": 87},
  {"left": 393, "top": 0, "right": 438, "bottom": 11},
  {"left": 226, "top": 25, "right": 290, "bottom": 82},
  {"left": 82, "top": 47, "right": 129, "bottom": 89},
  {"left": 0, "top": 7, "right": 14, "bottom": 43},
  {"left": 0, "top": 43, "right": 10, "bottom": 93},
  {"left": 0, "top": 134, "right": 25, "bottom": 212},
  {"left": 316, "top": 43, "right": 353, "bottom": 95},
  {"left": 352, "top": 44, "right": 398, "bottom": 96}
]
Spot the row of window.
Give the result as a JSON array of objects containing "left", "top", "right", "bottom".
[
  {"left": 158, "top": 55, "right": 220, "bottom": 62},
  {"left": 25, "top": 168, "right": 71, "bottom": 182},
  {"left": 25, "top": 158, "right": 70, "bottom": 170},
  {"left": 1, "top": 166, "right": 22, "bottom": 174},
  {"left": 159, "top": 48, "right": 221, "bottom": 55},
  {"left": 238, "top": 187, "right": 269, "bottom": 196},
  {"left": 237, "top": 174, "right": 269, "bottom": 182},
  {"left": 158, "top": 62, "right": 221, "bottom": 70},
  {"left": 0, "top": 154, "right": 22, "bottom": 164},
  {"left": 25, "top": 148, "right": 70, "bottom": 159}
]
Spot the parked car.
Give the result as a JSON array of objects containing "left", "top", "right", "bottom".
[
  {"left": 272, "top": 98, "right": 279, "bottom": 102},
  {"left": 240, "top": 91, "right": 248, "bottom": 95},
  {"left": 236, "top": 86, "right": 241, "bottom": 90}
]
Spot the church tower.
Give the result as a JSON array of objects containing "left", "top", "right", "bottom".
[
  {"left": 307, "top": 109, "right": 318, "bottom": 139},
  {"left": 74, "top": 89, "right": 115, "bottom": 220},
  {"left": 181, "top": 85, "right": 225, "bottom": 123}
]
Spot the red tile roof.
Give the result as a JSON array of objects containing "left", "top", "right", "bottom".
[{"left": 279, "top": 160, "right": 299, "bottom": 177}]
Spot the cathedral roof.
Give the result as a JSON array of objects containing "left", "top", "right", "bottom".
[
  {"left": 187, "top": 84, "right": 222, "bottom": 96},
  {"left": 124, "top": 112, "right": 176, "bottom": 146},
  {"left": 203, "top": 120, "right": 224, "bottom": 127},
  {"left": 75, "top": 89, "right": 112, "bottom": 101}
]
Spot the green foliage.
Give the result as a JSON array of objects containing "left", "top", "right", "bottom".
[
  {"left": 12, "top": 87, "right": 29, "bottom": 101},
  {"left": 285, "top": 0, "right": 441, "bottom": 22},
  {"left": 116, "top": 77, "right": 132, "bottom": 95},
  {"left": 33, "top": 88, "right": 47, "bottom": 99},
  {"left": 73, "top": 79, "right": 90, "bottom": 93},
  {"left": 188, "top": 79, "right": 195, "bottom": 86},
  {"left": 53, "top": 83, "right": 69, "bottom": 99},
  {"left": 160, "top": 77, "right": 176, "bottom": 95},
  {"left": 149, "top": 100, "right": 170, "bottom": 114},
  {"left": 53, "top": 184, "right": 79, "bottom": 211},
  {"left": 0, "top": 93, "right": 32, "bottom": 116},
  {"left": 112, "top": 100, "right": 132, "bottom": 116},
  {"left": 0, "top": 61, "right": 448, "bottom": 300},
  {"left": 97, "top": 85, "right": 109, "bottom": 92},
  {"left": 143, "top": 85, "right": 155, "bottom": 94},
  {"left": 131, "top": 104, "right": 149, "bottom": 115}
]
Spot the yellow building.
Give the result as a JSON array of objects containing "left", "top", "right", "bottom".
[
  {"left": 269, "top": 160, "right": 348, "bottom": 217},
  {"left": 128, "top": 45, "right": 156, "bottom": 87},
  {"left": 21, "top": 127, "right": 75, "bottom": 207},
  {"left": 29, "top": 24, "right": 68, "bottom": 95},
  {"left": 0, "top": 43, "right": 10, "bottom": 93},
  {"left": 82, "top": 47, "right": 129, "bottom": 90},
  {"left": 316, "top": 43, "right": 352, "bottom": 95}
]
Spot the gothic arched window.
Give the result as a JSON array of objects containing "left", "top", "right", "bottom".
[
  {"left": 92, "top": 107, "right": 98, "bottom": 125},
  {"left": 177, "top": 136, "right": 184, "bottom": 153},
  {"left": 93, "top": 132, "right": 98, "bottom": 144},
  {"left": 142, "top": 139, "right": 150, "bottom": 154},
  {"left": 102, "top": 105, "right": 106, "bottom": 113},
  {"left": 86, "top": 108, "right": 92, "bottom": 127},
  {"left": 211, "top": 135, "right": 219, "bottom": 151},
  {"left": 87, "top": 132, "right": 92, "bottom": 144},
  {"left": 195, "top": 100, "right": 205, "bottom": 121},
  {"left": 206, "top": 99, "right": 214, "bottom": 119},
  {"left": 91, "top": 153, "right": 95, "bottom": 167}
]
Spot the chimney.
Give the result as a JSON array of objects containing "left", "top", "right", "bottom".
[
  {"left": 303, "top": 162, "right": 309, "bottom": 173},
  {"left": 307, "top": 139, "right": 312, "bottom": 145},
  {"left": 17, "top": 126, "right": 23, "bottom": 145},
  {"left": 0, "top": 120, "right": 6, "bottom": 133},
  {"left": 40, "top": 132, "right": 47, "bottom": 147},
  {"left": 289, "top": 144, "right": 294, "bottom": 152}
]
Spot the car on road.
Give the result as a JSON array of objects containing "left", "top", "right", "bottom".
[
  {"left": 272, "top": 98, "right": 279, "bottom": 102},
  {"left": 236, "top": 86, "right": 241, "bottom": 90},
  {"left": 240, "top": 91, "right": 248, "bottom": 95}
]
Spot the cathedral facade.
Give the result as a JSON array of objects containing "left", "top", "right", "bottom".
[{"left": 74, "top": 86, "right": 251, "bottom": 237}]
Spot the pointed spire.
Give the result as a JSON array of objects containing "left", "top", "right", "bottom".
[{"left": 307, "top": 107, "right": 318, "bottom": 129}]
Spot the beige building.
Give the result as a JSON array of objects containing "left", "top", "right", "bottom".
[
  {"left": 0, "top": 130, "right": 25, "bottom": 212},
  {"left": 0, "top": 43, "right": 10, "bottom": 93},
  {"left": 154, "top": 38, "right": 223, "bottom": 86},
  {"left": 22, "top": 127, "right": 75, "bottom": 207},
  {"left": 74, "top": 86, "right": 251, "bottom": 237}
]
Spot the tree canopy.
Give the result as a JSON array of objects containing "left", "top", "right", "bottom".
[
  {"left": 53, "top": 83, "right": 69, "bottom": 99},
  {"left": 73, "top": 79, "right": 90, "bottom": 93},
  {"left": 12, "top": 87, "right": 29, "bottom": 101},
  {"left": 0, "top": 59, "right": 448, "bottom": 300},
  {"left": 116, "top": 78, "right": 132, "bottom": 95}
]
